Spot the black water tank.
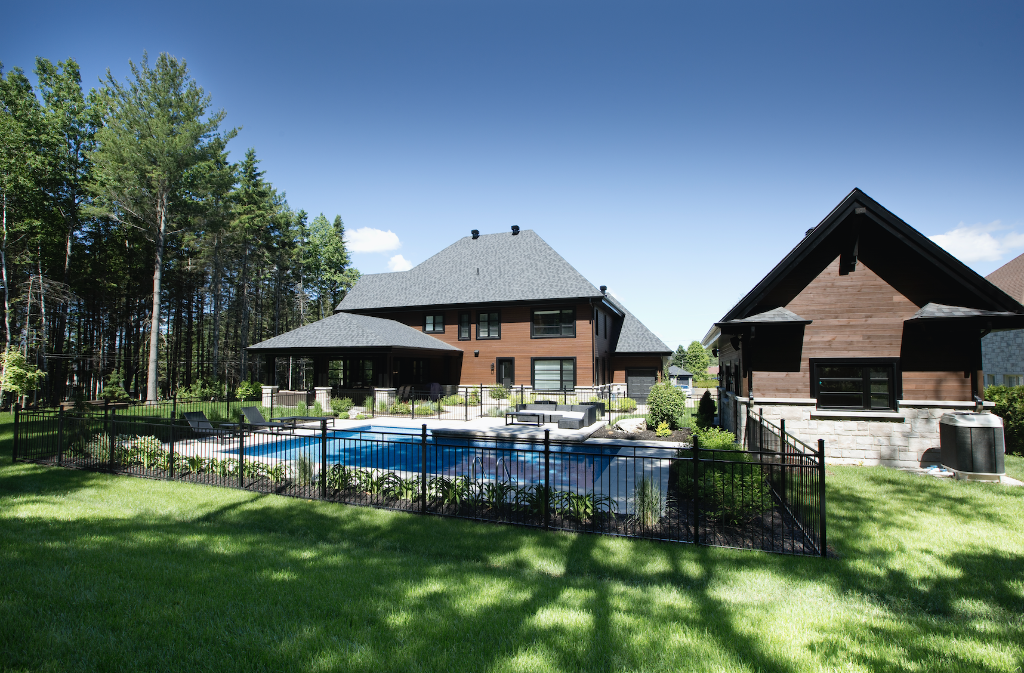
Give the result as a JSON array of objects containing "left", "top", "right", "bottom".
[{"left": 939, "top": 412, "right": 1005, "bottom": 477}]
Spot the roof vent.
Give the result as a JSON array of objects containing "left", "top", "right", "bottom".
[
  {"left": 804, "top": 228, "right": 814, "bottom": 237},
  {"left": 599, "top": 285, "right": 607, "bottom": 295},
  {"left": 471, "top": 230, "right": 479, "bottom": 239},
  {"left": 511, "top": 225, "right": 520, "bottom": 235}
]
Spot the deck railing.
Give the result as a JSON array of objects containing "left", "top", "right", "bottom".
[{"left": 13, "top": 406, "right": 826, "bottom": 556}]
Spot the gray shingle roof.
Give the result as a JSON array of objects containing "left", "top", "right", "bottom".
[
  {"left": 249, "top": 312, "right": 462, "bottom": 352},
  {"left": 668, "top": 366, "right": 692, "bottom": 376},
  {"left": 605, "top": 295, "right": 672, "bottom": 354},
  {"left": 336, "top": 229, "right": 603, "bottom": 311},
  {"left": 716, "top": 307, "right": 811, "bottom": 326},
  {"left": 909, "top": 303, "right": 1020, "bottom": 320}
]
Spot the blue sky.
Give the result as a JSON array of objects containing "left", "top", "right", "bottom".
[{"left": 6, "top": 1, "right": 1023, "bottom": 350}]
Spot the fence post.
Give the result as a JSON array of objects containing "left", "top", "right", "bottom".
[
  {"left": 168, "top": 420, "right": 176, "bottom": 480},
  {"left": 238, "top": 425, "right": 245, "bottom": 488},
  {"left": 172, "top": 393, "right": 177, "bottom": 422},
  {"left": 107, "top": 405, "right": 115, "bottom": 470},
  {"left": 479, "top": 384, "right": 483, "bottom": 417},
  {"left": 692, "top": 434, "right": 700, "bottom": 544},
  {"left": 12, "top": 404, "right": 19, "bottom": 462},
  {"left": 421, "top": 424, "right": 428, "bottom": 514},
  {"left": 464, "top": 387, "right": 468, "bottom": 421},
  {"left": 57, "top": 406, "right": 65, "bottom": 465},
  {"left": 320, "top": 419, "right": 328, "bottom": 499},
  {"left": 411, "top": 394, "right": 415, "bottom": 419},
  {"left": 780, "top": 418, "right": 787, "bottom": 505},
  {"left": 543, "top": 429, "right": 551, "bottom": 530},
  {"left": 759, "top": 407, "right": 764, "bottom": 451},
  {"left": 818, "top": 438, "right": 827, "bottom": 557}
]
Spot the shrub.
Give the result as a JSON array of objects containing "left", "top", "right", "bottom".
[
  {"left": 414, "top": 402, "right": 436, "bottom": 415},
  {"left": 389, "top": 402, "right": 411, "bottom": 415},
  {"left": 363, "top": 395, "right": 375, "bottom": 412},
  {"left": 235, "top": 380, "right": 262, "bottom": 399},
  {"left": 297, "top": 454, "right": 314, "bottom": 486},
  {"left": 489, "top": 385, "right": 509, "bottom": 400},
  {"left": 331, "top": 397, "right": 354, "bottom": 415},
  {"left": 312, "top": 400, "right": 324, "bottom": 416},
  {"left": 354, "top": 413, "right": 370, "bottom": 420},
  {"left": 466, "top": 390, "right": 481, "bottom": 406},
  {"left": 630, "top": 476, "right": 664, "bottom": 528},
  {"left": 655, "top": 421, "right": 672, "bottom": 437},
  {"left": 691, "top": 425, "right": 736, "bottom": 450},
  {"left": 296, "top": 400, "right": 308, "bottom": 414},
  {"left": 439, "top": 393, "right": 463, "bottom": 407},
  {"left": 696, "top": 390, "right": 716, "bottom": 428},
  {"left": 610, "top": 397, "right": 637, "bottom": 412},
  {"left": 100, "top": 371, "right": 132, "bottom": 402},
  {"left": 178, "top": 377, "right": 220, "bottom": 400},
  {"left": 646, "top": 381, "right": 686, "bottom": 429},
  {"left": 988, "top": 385, "right": 1024, "bottom": 454}
]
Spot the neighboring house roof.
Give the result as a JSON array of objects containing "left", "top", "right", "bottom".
[
  {"left": 668, "top": 366, "right": 692, "bottom": 376},
  {"left": 716, "top": 307, "right": 811, "bottom": 327},
  {"left": 337, "top": 229, "right": 603, "bottom": 312},
  {"left": 986, "top": 252, "right": 1024, "bottom": 303},
  {"left": 713, "top": 187, "right": 1024, "bottom": 327},
  {"left": 605, "top": 295, "right": 672, "bottom": 354},
  {"left": 248, "top": 312, "right": 461, "bottom": 352}
]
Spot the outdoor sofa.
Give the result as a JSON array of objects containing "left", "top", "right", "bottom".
[{"left": 514, "top": 403, "right": 598, "bottom": 429}]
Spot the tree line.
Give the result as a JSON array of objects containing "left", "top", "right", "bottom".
[{"left": 0, "top": 52, "right": 358, "bottom": 404}]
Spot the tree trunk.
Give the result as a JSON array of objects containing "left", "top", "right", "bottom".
[{"left": 146, "top": 193, "right": 167, "bottom": 401}]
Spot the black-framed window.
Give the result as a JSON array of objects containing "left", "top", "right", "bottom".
[
  {"left": 595, "top": 310, "right": 600, "bottom": 336},
  {"left": 424, "top": 314, "right": 444, "bottom": 333},
  {"left": 477, "top": 311, "right": 500, "bottom": 339},
  {"left": 532, "top": 357, "right": 575, "bottom": 391},
  {"left": 811, "top": 358, "right": 899, "bottom": 411},
  {"left": 458, "top": 312, "right": 471, "bottom": 340},
  {"left": 532, "top": 308, "right": 575, "bottom": 338}
]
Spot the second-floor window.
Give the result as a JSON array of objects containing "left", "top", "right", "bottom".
[
  {"left": 424, "top": 314, "right": 444, "bottom": 333},
  {"left": 532, "top": 308, "right": 575, "bottom": 338},
  {"left": 477, "top": 311, "right": 500, "bottom": 339},
  {"left": 458, "top": 312, "right": 471, "bottom": 340}
]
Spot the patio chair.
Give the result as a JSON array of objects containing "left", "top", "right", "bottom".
[
  {"left": 182, "top": 412, "right": 233, "bottom": 442},
  {"left": 241, "top": 406, "right": 292, "bottom": 433}
]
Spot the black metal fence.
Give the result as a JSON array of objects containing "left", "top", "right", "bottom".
[{"left": 12, "top": 406, "right": 826, "bottom": 556}]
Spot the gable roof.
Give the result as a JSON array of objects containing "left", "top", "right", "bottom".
[
  {"left": 716, "top": 188, "right": 1024, "bottom": 325},
  {"left": 337, "top": 229, "right": 603, "bottom": 312},
  {"left": 668, "top": 365, "right": 692, "bottom": 376},
  {"left": 716, "top": 307, "right": 811, "bottom": 327},
  {"left": 249, "top": 311, "right": 462, "bottom": 352},
  {"left": 986, "top": 251, "right": 1024, "bottom": 303},
  {"left": 606, "top": 295, "right": 672, "bottom": 354}
]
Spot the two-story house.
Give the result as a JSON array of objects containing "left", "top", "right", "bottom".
[{"left": 249, "top": 227, "right": 671, "bottom": 400}]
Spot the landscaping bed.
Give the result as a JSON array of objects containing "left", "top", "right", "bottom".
[{"left": 589, "top": 425, "right": 692, "bottom": 442}]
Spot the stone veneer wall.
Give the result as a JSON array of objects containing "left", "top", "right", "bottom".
[
  {"left": 982, "top": 330, "right": 1024, "bottom": 386},
  {"left": 718, "top": 389, "right": 991, "bottom": 468}
]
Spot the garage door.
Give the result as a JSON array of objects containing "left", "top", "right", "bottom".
[{"left": 626, "top": 369, "right": 657, "bottom": 399}]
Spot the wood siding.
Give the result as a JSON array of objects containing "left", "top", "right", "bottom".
[
  {"left": 368, "top": 302, "right": 596, "bottom": 386},
  {"left": 752, "top": 256, "right": 972, "bottom": 401}
]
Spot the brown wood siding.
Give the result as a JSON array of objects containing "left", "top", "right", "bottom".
[
  {"left": 367, "top": 302, "right": 595, "bottom": 386},
  {"left": 752, "top": 256, "right": 971, "bottom": 400},
  {"left": 749, "top": 256, "right": 970, "bottom": 399}
]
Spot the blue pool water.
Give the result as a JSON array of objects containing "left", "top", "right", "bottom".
[{"left": 224, "top": 425, "right": 623, "bottom": 488}]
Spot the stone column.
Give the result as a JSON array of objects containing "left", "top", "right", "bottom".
[
  {"left": 314, "top": 386, "right": 332, "bottom": 412},
  {"left": 262, "top": 385, "right": 279, "bottom": 408}
]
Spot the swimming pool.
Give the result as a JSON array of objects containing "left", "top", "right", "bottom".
[{"left": 223, "top": 426, "right": 630, "bottom": 490}]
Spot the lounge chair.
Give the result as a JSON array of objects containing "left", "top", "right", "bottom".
[
  {"left": 241, "top": 407, "right": 292, "bottom": 433},
  {"left": 182, "top": 412, "right": 233, "bottom": 442}
]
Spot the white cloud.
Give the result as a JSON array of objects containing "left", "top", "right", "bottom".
[
  {"left": 346, "top": 227, "right": 401, "bottom": 253},
  {"left": 928, "top": 220, "right": 1024, "bottom": 263},
  {"left": 387, "top": 254, "right": 413, "bottom": 271}
]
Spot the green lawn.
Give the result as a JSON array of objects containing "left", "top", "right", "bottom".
[{"left": 1, "top": 424, "right": 1022, "bottom": 672}]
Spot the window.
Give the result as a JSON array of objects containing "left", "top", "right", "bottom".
[
  {"left": 985, "top": 374, "right": 996, "bottom": 387},
  {"left": 811, "top": 359, "right": 899, "bottom": 410},
  {"left": 458, "top": 312, "right": 471, "bottom": 340},
  {"left": 532, "top": 358, "right": 575, "bottom": 391},
  {"left": 532, "top": 308, "right": 575, "bottom": 338},
  {"left": 477, "top": 311, "right": 500, "bottom": 339},
  {"left": 1006, "top": 374, "right": 1022, "bottom": 387},
  {"left": 424, "top": 314, "right": 444, "bottom": 333}
]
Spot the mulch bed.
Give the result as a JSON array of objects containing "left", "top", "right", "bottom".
[{"left": 588, "top": 426, "right": 692, "bottom": 443}]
